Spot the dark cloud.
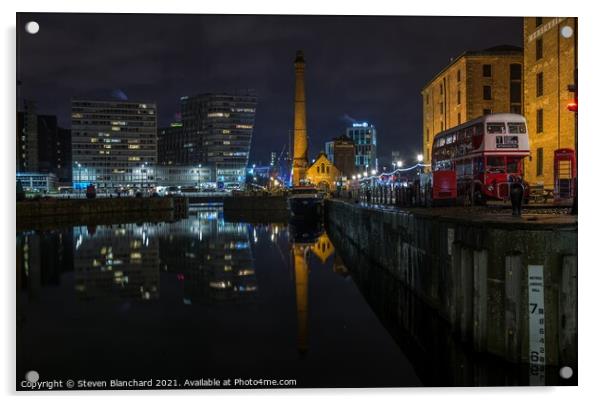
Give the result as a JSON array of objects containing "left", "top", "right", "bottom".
[{"left": 17, "top": 13, "right": 522, "bottom": 164}]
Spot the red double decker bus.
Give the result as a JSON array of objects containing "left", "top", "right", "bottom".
[{"left": 431, "top": 113, "right": 530, "bottom": 205}]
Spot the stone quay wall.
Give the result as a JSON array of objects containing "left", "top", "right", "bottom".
[
  {"left": 17, "top": 196, "right": 188, "bottom": 230},
  {"left": 326, "top": 199, "right": 577, "bottom": 367}
]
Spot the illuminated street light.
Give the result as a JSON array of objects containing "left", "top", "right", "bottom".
[
  {"left": 396, "top": 160, "right": 403, "bottom": 168},
  {"left": 352, "top": 175, "right": 356, "bottom": 180},
  {"left": 417, "top": 154, "right": 424, "bottom": 162},
  {"left": 371, "top": 169, "right": 377, "bottom": 175},
  {"left": 363, "top": 172, "right": 368, "bottom": 177}
]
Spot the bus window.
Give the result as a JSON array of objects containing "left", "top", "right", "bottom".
[
  {"left": 486, "top": 156, "right": 506, "bottom": 173},
  {"left": 435, "top": 159, "right": 451, "bottom": 171},
  {"left": 465, "top": 159, "right": 473, "bottom": 176},
  {"left": 508, "top": 122, "right": 526, "bottom": 134},
  {"left": 474, "top": 157, "right": 484, "bottom": 174},
  {"left": 507, "top": 156, "right": 522, "bottom": 174},
  {"left": 456, "top": 160, "right": 464, "bottom": 176},
  {"left": 486, "top": 123, "right": 506, "bottom": 134}
]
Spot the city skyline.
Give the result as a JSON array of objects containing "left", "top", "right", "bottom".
[
  {"left": 14, "top": 11, "right": 579, "bottom": 391},
  {"left": 16, "top": 13, "right": 523, "bottom": 163}
]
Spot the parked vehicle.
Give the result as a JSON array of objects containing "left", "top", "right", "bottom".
[
  {"left": 431, "top": 113, "right": 530, "bottom": 205},
  {"left": 85, "top": 184, "right": 97, "bottom": 199}
]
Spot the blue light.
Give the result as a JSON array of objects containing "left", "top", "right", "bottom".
[
  {"left": 352, "top": 122, "right": 369, "bottom": 128},
  {"left": 73, "top": 182, "right": 91, "bottom": 190}
]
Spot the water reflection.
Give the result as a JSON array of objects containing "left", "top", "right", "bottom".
[
  {"left": 73, "top": 224, "right": 159, "bottom": 301},
  {"left": 16, "top": 205, "right": 421, "bottom": 388},
  {"left": 157, "top": 206, "right": 257, "bottom": 304}
]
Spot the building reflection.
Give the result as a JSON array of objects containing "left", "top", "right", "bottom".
[
  {"left": 157, "top": 206, "right": 257, "bottom": 304},
  {"left": 17, "top": 229, "right": 73, "bottom": 302},
  {"left": 332, "top": 254, "right": 349, "bottom": 277},
  {"left": 73, "top": 224, "right": 160, "bottom": 300},
  {"left": 289, "top": 221, "right": 338, "bottom": 356}
]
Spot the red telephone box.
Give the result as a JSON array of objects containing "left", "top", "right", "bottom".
[{"left": 554, "top": 149, "right": 576, "bottom": 201}]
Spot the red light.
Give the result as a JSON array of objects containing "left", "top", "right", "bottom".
[{"left": 567, "top": 99, "right": 578, "bottom": 112}]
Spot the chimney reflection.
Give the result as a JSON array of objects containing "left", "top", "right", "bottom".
[{"left": 289, "top": 221, "right": 336, "bottom": 356}]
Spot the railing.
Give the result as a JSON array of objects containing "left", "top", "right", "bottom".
[{"left": 342, "top": 181, "right": 432, "bottom": 208}]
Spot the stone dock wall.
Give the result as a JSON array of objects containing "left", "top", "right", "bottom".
[
  {"left": 325, "top": 199, "right": 577, "bottom": 367},
  {"left": 17, "top": 196, "right": 188, "bottom": 231}
]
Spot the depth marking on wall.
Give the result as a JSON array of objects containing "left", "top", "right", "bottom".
[{"left": 528, "top": 264, "right": 546, "bottom": 385}]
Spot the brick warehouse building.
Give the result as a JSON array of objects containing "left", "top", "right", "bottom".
[
  {"left": 421, "top": 45, "right": 524, "bottom": 167},
  {"left": 523, "top": 17, "right": 577, "bottom": 189}
]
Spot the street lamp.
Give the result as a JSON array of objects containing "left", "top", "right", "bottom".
[
  {"left": 363, "top": 172, "right": 368, "bottom": 177},
  {"left": 197, "top": 164, "right": 202, "bottom": 191},
  {"left": 140, "top": 162, "right": 148, "bottom": 192},
  {"left": 396, "top": 160, "right": 403, "bottom": 168},
  {"left": 75, "top": 162, "right": 82, "bottom": 197},
  {"left": 371, "top": 169, "right": 377, "bottom": 175},
  {"left": 417, "top": 154, "right": 424, "bottom": 163}
]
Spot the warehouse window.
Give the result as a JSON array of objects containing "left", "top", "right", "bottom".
[
  {"left": 536, "top": 38, "right": 543, "bottom": 60},
  {"left": 536, "top": 72, "right": 544, "bottom": 97},
  {"left": 457, "top": 70, "right": 461, "bottom": 82},
  {"left": 510, "top": 64, "right": 522, "bottom": 80},
  {"left": 535, "top": 17, "right": 543, "bottom": 27},
  {"left": 536, "top": 148, "right": 544, "bottom": 176},
  {"left": 536, "top": 109, "right": 544, "bottom": 133},
  {"left": 457, "top": 90, "right": 461, "bottom": 105},
  {"left": 510, "top": 82, "right": 522, "bottom": 103},
  {"left": 483, "top": 86, "right": 492, "bottom": 100},
  {"left": 483, "top": 64, "right": 492, "bottom": 77}
]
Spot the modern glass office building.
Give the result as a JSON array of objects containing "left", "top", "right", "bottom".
[
  {"left": 180, "top": 92, "right": 257, "bottom": 186},
  {"left": 71, "top": 99, "right": 157, "bottom": 190},
  {"left": 345, "top": 122, "right": 377, "bottom": 170}
]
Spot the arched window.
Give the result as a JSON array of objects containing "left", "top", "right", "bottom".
[{"left": 321, "top": 163, "right": 325, "bottom": 173}]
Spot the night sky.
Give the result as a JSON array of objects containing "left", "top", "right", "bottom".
[{"left": 17, "top": 13, "right": 522, "bottom": 165}]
